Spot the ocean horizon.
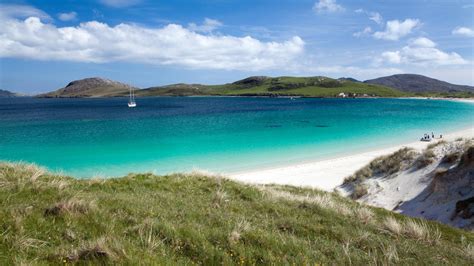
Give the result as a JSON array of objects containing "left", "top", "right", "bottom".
[{"left": 0, "top": 97, "right": 473, "bottom": 178}]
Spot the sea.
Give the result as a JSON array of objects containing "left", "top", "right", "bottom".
[{"left": 0, "top": 97, "right": 473, "bottom": 178}]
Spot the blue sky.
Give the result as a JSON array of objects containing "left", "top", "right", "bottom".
[{"left": 0, "top": 0, "right": 473, "bottom": 93}]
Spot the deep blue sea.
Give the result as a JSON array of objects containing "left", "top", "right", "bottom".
[{"left": 0, "top": 97, "right": 473, "bottom": 178}]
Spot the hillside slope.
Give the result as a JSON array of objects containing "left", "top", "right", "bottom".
[
  {"left": 364, "top": 74, "right": 474, "bottom": 94},
  {"left": 38, "top": 78, "right": 135, "bottom": 98},
  {"left": 340, "top": 138, "right": 474, "bottom": 230},
  {"left": 0, "top": 163, "right": 474, "bottom": 265},
  {"left": 139, "top": 76, "right": 405, "bottom": 97},
  {"left": 1, "top": 162, "right": 473, "bottom": 264}
]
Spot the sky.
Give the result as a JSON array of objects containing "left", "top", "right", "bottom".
[{"left": 0, "top": 0, "right": 473, "bottom": 94}]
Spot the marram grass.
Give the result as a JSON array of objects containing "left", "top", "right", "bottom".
[{"left": 0, "top": 162, "right": 473, "bottom": 265}]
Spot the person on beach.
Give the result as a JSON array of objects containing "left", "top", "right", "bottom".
[
  {"left": 422, "top": 133, "right": 430, "bottom": 141},
  {"left": 432, "top": 132, "right": 434, "bottom": 138}
]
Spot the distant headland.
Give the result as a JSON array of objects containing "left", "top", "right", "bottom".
[{"left": 3, "top": 74, "right": 473, "bottom": 99}]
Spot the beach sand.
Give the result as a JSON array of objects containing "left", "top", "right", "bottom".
[{"left": 229, "top": 126, "right": 474, "bottom": 191}]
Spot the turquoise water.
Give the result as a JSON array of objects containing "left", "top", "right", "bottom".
[{"left": 0, "top": 97, "right": 473, "bottom": 178}]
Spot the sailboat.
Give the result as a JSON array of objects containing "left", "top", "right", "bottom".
[{"left": 128, "top": 86, "right": 136, "bottom": 108}]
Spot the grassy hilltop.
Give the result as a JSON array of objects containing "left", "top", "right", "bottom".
[
  {"left": 1, "top": 162, "right": 473, "bottom": 264},
  {"left": 139, "top": 76, "right": 406, "bottom": 97}
]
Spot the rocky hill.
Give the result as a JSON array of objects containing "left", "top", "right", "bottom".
[
  {"left": 364, "top": 74, "right": 474, "bottom": 93},
  {"left": 38, "top": 77, "right": 136, "bottom": 98}
]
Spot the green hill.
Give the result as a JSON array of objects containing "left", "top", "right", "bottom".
[
  {"left": 139, "top": 76, "right": 407, "bottom": 97},
  {"left": 1, "top": 162, "right": 473, "bottom": 264}
]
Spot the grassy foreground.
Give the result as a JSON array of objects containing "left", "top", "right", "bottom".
[{"left": 1, "top": 162, "right": 473, "bottom": 265}]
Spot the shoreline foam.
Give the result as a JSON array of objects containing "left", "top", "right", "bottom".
[{"left": 229, "top": 127, "right": 474, "bottom": 191}]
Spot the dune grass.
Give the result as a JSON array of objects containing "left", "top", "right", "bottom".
[
  {"left": 1, "top": 162, "right": 473, "bottom": 264},
  {"left": 344, "top": 140, "right": 474, "bottom": 200},
  {"left": 415, "top": 149, "right": 437, "bottom": 169},
  {"left": 344, "top": 147, "right": 416, "bottom": 185},
  {"left": 351, "top": 183, "right": 369, "bottom": 199}
]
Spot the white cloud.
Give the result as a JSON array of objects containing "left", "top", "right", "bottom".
[
  {"left": 0, "top": 16, "right": 305, "bottom": 71},
  {"left": 368, "top": 12, "right": 383, "bottom": 25},
  {"left": 58, "top": 12, "right": 77, "bottom": 21},
  {"left": 353, "top": 27, "right": 372, "bottom": 37},
  {"left": 188, "top": 18, "right": 223, "bottom": 33},
  {"left": 354, "top": 9, "right": 383, "bottom": 25},
  {"left": 378, "top": 37, "right": 467, "bottom": 66},
  {"left": 452, "top": 27, "right": 474, "bottom": 37},
  {"left": 373, "top": 19, "right": 420, "bottom": 41},
  {"left": 0, "top": 4, "right": 51, "bottom": 21},
  {"left": 381, "top": 51, "right": 401, "bottom": 64},
  {"left": 313, "top": 0, "right": 344, "bottom": 13},
  {"left": 410, "top": 37, "right": 435, "bottom": 48},
  {"left": 99, "top": 0, "right": 141, "bottom": 8}
]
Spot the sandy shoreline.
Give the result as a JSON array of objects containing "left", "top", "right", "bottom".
[
  {"left": 228, "top": 126, "right": 474, "bottom": 191},
  {"left": 395, "top": 97, "right": 474, "bottom": 103}
]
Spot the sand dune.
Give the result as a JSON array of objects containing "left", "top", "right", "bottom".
[{"left": 229, "top": 127, "right": 474, "bottom": 191}]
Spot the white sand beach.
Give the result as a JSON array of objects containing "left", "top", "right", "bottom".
[
  {"left": 446, "top": 98, "right": 474, "bottom": 104},
  {"left": 229, "top": 126, "right": 474, "bottom": 191}
]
